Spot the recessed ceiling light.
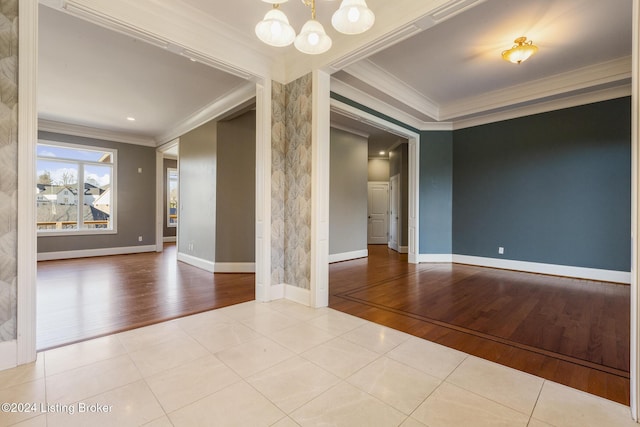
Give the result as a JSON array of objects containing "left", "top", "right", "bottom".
[
  {"left": 379, "top": 151, "right": 385, "bottom": 155},
  {"left": 189, "top": 58, "right": 196, "bottom": 62},
  {"left": 126, "top": 117, "right": 136, "bottom": 121}
]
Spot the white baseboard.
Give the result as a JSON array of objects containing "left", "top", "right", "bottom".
[
  {"left": 398, "top": 246, "right": 408, "bottom": 254},
  {"left": 284, "top": 284, "right": 310, "bottom": 305},
  {"left": 0, "top": 340, "right": 17, "bottom": 371},
  {"left": 177, "top": 252, "right": 215, "bottom": 273},
  {"left": 417, "top": 253, "right": 453, "bottom": 263},
  {"left": 269, "top": 283, "right": 310, "bottom": 306},
  {"left": 37, "top": 245, "right": 157, "bottom": 261},
  {"left": 329, "top": 249, "right": 368, "bottom": 263},
  {"left": 214, "top": 262, "right": 255, "bottom": 273},
  {"left": 163, "top": 236, "right": 177, "bottom": 243},
  {"left": 452, "top": 254, "right": 631, "bottom": 284}
]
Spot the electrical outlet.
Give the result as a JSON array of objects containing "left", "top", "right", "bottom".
[
  {"left": 138, "top": 235, "right": 143, "bottom": 242},
  {"left": 498, "top": 247, "right": 504, "bottom": 255}
]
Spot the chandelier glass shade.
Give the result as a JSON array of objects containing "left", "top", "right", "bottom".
[
  {"left": 256, "top": 0, "right": 375, "bottom": 55},
  {"left": 501, "top": 37, "right": 538, "bottom": 64}
]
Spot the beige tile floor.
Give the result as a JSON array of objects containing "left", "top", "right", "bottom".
[{"left": 0, "top": 300, "right": 636, "bottom": 427}]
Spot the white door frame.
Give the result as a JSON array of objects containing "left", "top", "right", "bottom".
[
  {"left": 389, "top": 174, "right": 400, "bottom": 251},
  {"left": 329, "top": 98, "right": 420, "bottom": 264}
]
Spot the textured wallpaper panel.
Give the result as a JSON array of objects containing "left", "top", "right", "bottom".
[
  {"left": 284, "top": 74, "right": 312, "bottom": 290},
  {"left": 0, "top": 0, "right": 18, "bottom": 341},
  {"left": 271, "top": 81, "right": 286, "bottom": 285}
]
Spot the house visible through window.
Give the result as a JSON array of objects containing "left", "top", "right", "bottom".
[
  {"left": 36, "top": 141, "right": 116, "bottom": 234},
  {"left": 167, "top": 168, "right": 178, "bottom": 227}
]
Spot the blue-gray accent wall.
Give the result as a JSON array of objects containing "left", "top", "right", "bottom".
[
  {"left": 452, "top": 97, "right": 631, "bottom": 271},
  {"left": 420, "top": 131, "right": 453, "bottom": 254}
]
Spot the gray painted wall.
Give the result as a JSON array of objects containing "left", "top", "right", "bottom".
[
  {"left": 216, "top": 111, "right": 256, "bottom": 263},
  {"left": 453, "top": 97, "right": 632, "bottom": 271},
  {"left": 368, "top": 158, "right": 389, "bottom": 182},
  {"left": 419, "top": 131, "right": 453, "bottom": 254},
  {"left": 37, "top": 131, "right": 156, "bottom": 253},
  {"left": 178, "top": 120, "right": 217, "bottom": 263},
  {"left": 163, "top": 158, "right": 177, "bottom": 238},
  {"left": 330, "top": 128, "right": 368, "bottom": 255}
]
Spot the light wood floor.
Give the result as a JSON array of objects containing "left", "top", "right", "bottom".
[
  {"left": 37, "top": 243, "right": 630, "bottom": 404},
  {"left": 329, "top": 245, "right": 630, "bottom": 405}
]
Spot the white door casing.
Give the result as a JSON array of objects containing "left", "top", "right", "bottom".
[{"left": 389, "top": 174, "right": 400, "bottom": 251}]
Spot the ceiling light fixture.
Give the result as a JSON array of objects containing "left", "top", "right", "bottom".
[
  {"left": 379, "top": 151, "right": 385, "bottom": 155},
  {"left": 256, "top": 0, "right": 375, "bottom": 55},
  {"left": 126, "top": 117, "right": 136, "bottom": 121},
  {"left": 501, "top": 37, "right": 538, "bottom": 64}
]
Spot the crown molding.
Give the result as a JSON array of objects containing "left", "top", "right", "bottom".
[
  {"left": 344, "top": 60, "right": 440, "bottom": 119},
  {"left": 330, "top": 123, "right": 370, "bottom": 139},
  {"left": 155, "top": 82, "right": 256, "bottom": 145},
  {"left": 38, "top": 119, "right": 156, "bottom": 146},
  {"left": 331, "top": 78, "right": 427, "bottom": 131},
  {"left": 452, "top": 84, "right": 632, "bottom": 130},
  {"left": 440, "top": 56, "right": 632, "bottom": 120}
]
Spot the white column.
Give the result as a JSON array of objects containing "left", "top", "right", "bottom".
[
  {"left": 310, "top": 70, "right": 330, "bottom": 308},
  {"left": 255, "top": 80, "right": 272, "bottom": 302}
]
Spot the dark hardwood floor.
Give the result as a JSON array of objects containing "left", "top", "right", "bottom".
[
  {"left": 37, "top": 243, "right": 630, "bottom": 404},
  {"left": 36, "top": 244, "right": 255, "bottom": 351},
  {"left": 329, "top": 245, "right": 630, "bottom": 405}
]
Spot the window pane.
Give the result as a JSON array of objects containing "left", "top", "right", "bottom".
[
  {"left": 36, "top": 161, "right": 79, "bottom": 230},
  {"left": 168, "top": 169, "right": 178, "bottom": 227},
  {"left": 84, "top": 164, "right": 112, "bottom": 229},
  {"left": 37, "top": 144, "right": 113, "bottom": 163}
]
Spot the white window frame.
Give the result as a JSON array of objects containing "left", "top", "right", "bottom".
[
  {"left": 36, "top": 139, "right": 118, "bottom": 236},
  {"left": 167, "top": 167, "right": 178, "bottom": 228}
]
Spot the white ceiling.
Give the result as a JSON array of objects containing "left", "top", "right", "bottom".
[{"left": 37, "top": 0, "right": 633, "bottom": 146}]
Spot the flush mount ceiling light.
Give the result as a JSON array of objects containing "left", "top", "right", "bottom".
[
  {"left": 501, "top": 36, "right": 538, "bottom": 64},
  {"left": 256, "top": 0, "right": 375, "bottom": 55}
]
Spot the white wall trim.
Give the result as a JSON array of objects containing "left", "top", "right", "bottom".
[
  {"left": 418, "top": 253, "right": 454, "bottom": 263},
  {"left": 344, "top": 60, "right": 440, "bottom": 119},
  {"left": 0, "top": 341, "right": 17, "bottom": 371},
  {"left": 270, "top": 283, "right": 284, "bottom": 300},
  {"left": 214, "top": 262, "right": 256, "bottom": 273},
  {"left": 398, "top": 246, "right": 408, "bottom": 254},
  {"left": 38, "top": 119, "right": 156, "bottom": 146},
  {"left": 254, "top": 80, "right": 272, "bottom": 302},
  {"left": 441, "top": 56, "right": 632, "bottom": 121},
  {"left": 155, "top": 150, "right": 164, "bottom": 252},
  {"left": 329, "top": 249, "right": 368, "bottom": 263},
  {"left": 38, "top": 245, "right": 157, "bottom": 261},
  {"left": 452, "top": 255, "right": 631, "bottom": 284},
  {"left": 16, "top": 0, "right": 38, "bottom": 367},
  {"left": 163, "top": 236, "right": 177, "bottom": 243},
  {"left": 452, "top": 84, "right": 632, "bottom": 130},
  {"left": 176, "top": 252, "right": 215, "bottom": 273},
  {"left": 284, "top": 285, "right": 311, "bottom": 306}
]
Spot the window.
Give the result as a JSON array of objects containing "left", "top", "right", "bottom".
[
  {"left": 36, "top": 141, "right": 116, "bottom": 235},
  {"left": 167, "top": 168, "right": 178, "bottom": 227}
]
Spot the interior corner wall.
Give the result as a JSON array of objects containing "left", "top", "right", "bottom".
[
  {"left": 419, "top": 131, "right": 453, "bottom": 254},
  {"left": 178, "top": 120, "right": 217, "bottom": 263},
  {"left": 452, "top": 97, "right": 632, "bottom": 271},
  {"left": 329, "top": 128, "right": 368, "bottom": 255},
  {"left": 216, "top": 111, "right": 256, "bottom": 263},
  {"left": 163, "top": 158, "right": 177, "bottom": 238},
  {"left": 36, "top": 131, "right": 156, "bottom": 253},
  {"left": 284, "top": 73, "right": 312, "bottom": 290},
  {"left": 0, "top": 0, "right": 18, "bottom": 342}
]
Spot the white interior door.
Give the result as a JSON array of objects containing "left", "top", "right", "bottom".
[
  {"left": 367, "top": 182, "right": 388, "bottom": 244},
  {"left": 389, "top": 174, "right": 399, "bottom": 251}
]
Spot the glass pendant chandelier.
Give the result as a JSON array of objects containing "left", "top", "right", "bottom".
[{"left": 255, "top": 0, "right": 375, "bottom": 55}]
